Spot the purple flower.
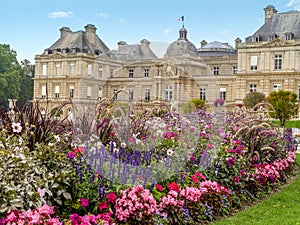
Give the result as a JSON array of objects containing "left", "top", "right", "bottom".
[{"left": 226, "top": 157, "right": 235, "bottom": 166}]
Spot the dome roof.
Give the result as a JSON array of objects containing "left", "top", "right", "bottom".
[
  {"left": 197, "top": 41, "right": 236, "bottom": 56},
  {"left": 165, "top": 25, "right": 197, "bottom": 57}
]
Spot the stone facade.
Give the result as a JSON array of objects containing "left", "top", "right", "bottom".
[{"left": 33, "top": 5, "right": 300, "bottom": 117}]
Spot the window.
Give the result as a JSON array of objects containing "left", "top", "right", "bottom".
[
  {"left": 110, "top": 69, "right": 114, "bottom": 77},
  {"left": 99, "top": 66, "right": 103, "bottom": 77},
  {"left": 286, "top": 32, "right": 293, "bottom": 40},
  {"left": 129, "top": 89, "right": 134, "bottom": 102},
  {"left": 249, "top": 84, "right": 257, "bottom": 92},
  {"left": 274, "top": 54, "right": 282, "bottom": 70},
  {"left": 145, "top": 89, "right": 150, "bottom": 102},
  {"left": 273, "top": 84, "right": 282, "bottom": 92},
  {"left": 232, "top": 66, "right": 237, "bottom": 74},
  {"left": 165, "top": 85, "right": 173, "bottom": 101},
  {"left": 41, "top": 86, "right": 46, "bottom": 98},
  {"left": 88, "top": 64, "right": 92, "bottom": 75},
  {"left": 70, "top": 63, "right": 75, "bottom": 76},
  {"left": 98, "top": 87, "right": 103, "bottom": 99},
  {"left": 112, "top": 89, "right": 118, "bottom": 101},
  {"left": 144, "top": 68, "right": 149, "bottom": 77},
  {"left": 69, "top": 86, "right": 74, "bottom": 98},
  {"left": 213, "top": 67, "right": 219, "bottom": 75},
  {"left": 128, "top": 69, "right": 134, "bottom": 78},
  {"left": 55, "top": 86, "right": 60, "bottom": 98},
  {"left": 250, "top": 56, "right": 258, "bottom": 70},
  {"left": 87, "top": 86, "right": 92, "bottom": 98},
  {"left": 200, "top": 88, "right": 206, "bottom": 101},
  {"left": 42, "top": 64, "right": 47, "bottom": 76},
  {"left": 56, "top": 64, "right": 60, "bottom": 76},
  {"left": 220, "top": 88, "right": 226, "bottom": 101}
]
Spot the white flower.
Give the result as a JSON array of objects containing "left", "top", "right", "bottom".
[
  {"left": 120, "top": 142, "right": 127, "bottom": 148},
  {"left": 113, "top": 148, "right": 119, "bottom": 153},
  {"left": 38, "top": 188, "right": 45, "bottom": 197},
  {"left": 167, "top": 149, "right": 174, "bottom": 156},
  {"left": 48, "top": 142, "right": 54, "bottom": 147},
  {"left": 54, "top": 135, "right": 60, "bottom": 142},
  {"left": 11, "top": 122, "right": 22, "bottom": 133}
]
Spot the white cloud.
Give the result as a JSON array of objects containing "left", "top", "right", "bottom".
[
  {"left": 48, "top": 11, "right": 73, "bottom": 19},
  {"left": 163, "top": 28, "right": 173, "bottom": 37},
  {"left": 96, "top": 12, "right": 108, "bottom": 18},
  {"left": 218, "top": 30, "right": 229, "bottom": 36},
  {"left": 286, "top": 0, "right": 300, "bottom": 7}
]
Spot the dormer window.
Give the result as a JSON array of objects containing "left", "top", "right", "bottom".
[
  {"left": 285, "top": 32, "right": 293, "bottom": 40},
  {"left": 269, "top": 33, "right": 277, "bottom": 41},
  {"left": 253, "top": 35, "right": 261, "bottom": 42}
]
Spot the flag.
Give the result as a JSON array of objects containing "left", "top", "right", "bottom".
[{"left": 178, "top": 16, "right": 184, "bottom": 22}]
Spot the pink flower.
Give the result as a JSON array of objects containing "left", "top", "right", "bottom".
[
  {"left": 66, "top": 151, "right": 76, "bottom": 159},
  {"left": 232, "top": 175, "right": 240, "bottom": 184},
  {"left": 106, "top": 192, "right": 117, "bottom": 203},
  {"left": 98, "top": 201, "right": 108, "bottom": 211},
  {"left": 167, "top": 182, "right": 180, "bottom": 192},
  {"left": 80, "top": 198, "right": 89, "bottom": 207}
]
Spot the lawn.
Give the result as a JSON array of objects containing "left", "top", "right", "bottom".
[
  {"left": 211, "top": 153, "right": 300, "bottom": 225},
  {"left": 267, "top": 120, "right": 300, "bottom": 128}
]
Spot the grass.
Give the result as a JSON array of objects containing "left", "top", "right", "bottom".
[
  {"left": 211, "top": 154, "right": 300, "bottom": 225},
  {"left": 267, "top": 120, "right": 300, "bottom": 128}
]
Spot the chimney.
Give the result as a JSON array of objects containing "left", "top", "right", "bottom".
[
  {"left": 84, "top": 24, "right": 97, "bottom": 44},
  {"left": 117, "top": 41, "right": 127, "bottom": 51},
  {"left": 264, "top": 5, "right": 277, "bottom": 23},
  {"left": 60, "top": 27, "right": 71, "bottom": 38},
  {"left": 200, "top": 40, "right": 207, "bottom": 47},
  {"left": 140, "top": 39, "right": 150, "bottom": 55},
  {"left": 235, "top": 37, "right": 242, "bottom": 49}
]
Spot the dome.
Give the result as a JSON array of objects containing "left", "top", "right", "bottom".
[
  {"left": 197, "top": 41, "right": 236, "bottom": 56},
  {"left": 165, "top": 25, "right": 198, "bottom": 57}
]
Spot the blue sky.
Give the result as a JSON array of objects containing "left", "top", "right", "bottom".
[{"left": 1, "top": 0, "right": 299, "bottom": 63}]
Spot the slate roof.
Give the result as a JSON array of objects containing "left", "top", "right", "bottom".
[
  {"left": 246, "top": 9, "right": 300, "bottom": 42},
  {"left": 46, "top": 26, "right": 111, "bottom": 56},
  {"left": 111, "top": 40, "right": 158, "bottom": 61},
  {"left": 197, "top": 41, "right": 236, "bottom": 56}
]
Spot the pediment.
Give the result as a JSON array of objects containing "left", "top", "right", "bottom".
[
  {"left": 261, "top": 38, "right": 290, "bottom": 47},
  {"left": 48, "top": 52, "right": 66, "bottom": 59}
]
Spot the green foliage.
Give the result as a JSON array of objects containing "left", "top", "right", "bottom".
[
  {"left": 17, "top": 59, "right": 34, "bottom": 109},
  {"left": 182, "top": 98, "right": 205, "bottom": 114},
  {"left": 0, "top": 129, "right": 74, "bottom": 216},
  {"left": 0, "top": 44, "right": 22, "bottom": 110},
  {"left": 243, "top": 92, "right": 265, "bottom": 109},
  {"left": 267, "top": 90, "right": 298, "bottom": 127}
]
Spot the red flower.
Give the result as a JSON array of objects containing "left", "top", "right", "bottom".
[
  {"left": 106, "top": 192, "right": 117, "bottom": 203},
  {"left": 98, "top": 201, "right": 108, "bottom": 211},
  {"left": 191, "top": 175, "right": 199, "bottom": 183},
  {"left": 155, "top": 184, "right": 163, "bottom": 192},
  {"left": 167, "top": 182, "right": 180, "bottom": 192}
]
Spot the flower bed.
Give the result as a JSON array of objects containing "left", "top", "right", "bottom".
[{"left": 0, "top": 101, "right": 297, "bottom": 224}]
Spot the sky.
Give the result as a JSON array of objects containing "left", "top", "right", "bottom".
[{"left": 1, "top": 0, "right": 300, "bottom": 63}]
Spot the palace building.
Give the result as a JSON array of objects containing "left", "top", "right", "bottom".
[{"left": 33, "top": 5, "right": 300, "bottom": 117}]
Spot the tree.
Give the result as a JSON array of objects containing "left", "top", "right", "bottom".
[
  {"left": 17, "top": 59, "right": 35, "bottom": 108},
  {"left": 0, "top": 44, "right": 22, "bottom": 110},
  {"left": 267, "top": 90, "right": 298, "bottom": 127},
  {"left": 243, "top": 92, "right": 265, "bottom": 109},
  {"left": 181, "top": 98, "right": 205, "bottom": 114}
]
